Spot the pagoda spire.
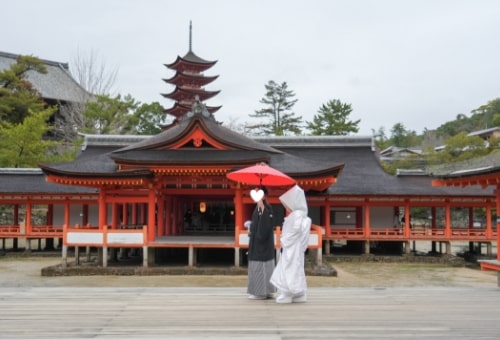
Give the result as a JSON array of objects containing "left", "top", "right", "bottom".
[
  {"left": 189, "top": 21, "right": 192, "bottom": 52},
  {"left": 162, "top": 23, "right": 221, "bottom": 123}
]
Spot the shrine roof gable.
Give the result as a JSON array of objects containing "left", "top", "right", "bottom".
[{"left": 114, "top": 115, "right": 282, "bottom": 154}]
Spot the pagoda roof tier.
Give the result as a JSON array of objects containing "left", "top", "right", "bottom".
[
  {"left": 163, "top": 72, "right": 218, "bottom": 87},
  {"left": 165, "top": 51, "right": 217, "bottom": 73},
  {"left": 162, "top": 87, "right": 220, "bottom": 102},
  {"left": 164, "top": 102, "right": 221, "bottom": 118}
]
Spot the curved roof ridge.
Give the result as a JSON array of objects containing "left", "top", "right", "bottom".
[
  {"left": 254, "top": 135, "right": 374, "bottom": 148},
  {"left": 114, "top": 116, "right": 282, "bottom": 154}
]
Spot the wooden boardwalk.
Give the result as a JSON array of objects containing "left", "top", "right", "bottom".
[{"left": 0, "top": 286, "right": 499, "bottom": 339}]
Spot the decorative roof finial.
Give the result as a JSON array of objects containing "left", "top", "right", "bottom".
[
  {"left": 184, "top": 95, "right": 213, "bottom": 121},
  {"left": 189, "top": 21, "right": 192, "bottom": 52}
]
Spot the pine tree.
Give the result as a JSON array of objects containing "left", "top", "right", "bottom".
[
  {"left": 307, "top": 99, "right": 360, "bottom": 135},
  {"left": 0, "top": 55, "right": 47, "bottom": 124},
  {"left": 0, "top": 108, "right": 58, "bottom": 167},
  {"left": 247, "top": 81, "right": 302, "bottom": 136}
]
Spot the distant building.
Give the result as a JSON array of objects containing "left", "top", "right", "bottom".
[{"left": 0, "top": 51, "right": 93, "bottom": 140}]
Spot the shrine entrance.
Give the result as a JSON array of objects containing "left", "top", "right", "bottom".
[{"left": 178, "top": 197, "right": 235, "bottom": 236}]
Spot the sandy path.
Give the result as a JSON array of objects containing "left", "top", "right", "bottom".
[{"left": 0, "top": 256, "right": 497, "bottom": 288}]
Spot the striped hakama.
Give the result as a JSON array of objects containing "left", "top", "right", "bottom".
[{"left": 247, "top": 259, "right": 276, "bottom": 296}]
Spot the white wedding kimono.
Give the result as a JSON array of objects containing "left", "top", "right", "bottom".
[{"left": 270, "top": 185, "right": 311, "bottom": 296}]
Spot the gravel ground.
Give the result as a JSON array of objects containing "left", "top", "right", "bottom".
[{"left": 0, "top": 255, "right": 497, "bottom": 288}]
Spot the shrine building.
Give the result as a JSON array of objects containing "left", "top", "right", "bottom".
[{"left": 0, "top": 30, "right": 498, "bottom": 270}]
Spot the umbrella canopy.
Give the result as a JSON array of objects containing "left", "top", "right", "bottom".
[{"left": 226, "top": 163, "right": 296, "bottom": 187}]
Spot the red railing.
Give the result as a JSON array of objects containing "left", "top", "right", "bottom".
[
  {"left": 0, "top": 224, "right": 20, "bottom": 236},
  {"left": 326, "top": 226, "right": 496, "bottom": 241},
  {"left": 0, "top": 224, "right": 63, "bottom": 238}
]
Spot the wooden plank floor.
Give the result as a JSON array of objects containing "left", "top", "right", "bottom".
[{"left": 0, "top": 287, "right": 499, "bottom": 339}]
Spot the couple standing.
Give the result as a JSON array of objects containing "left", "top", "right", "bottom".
[{"left": 247, "top": 185, "right": 311, "bottom": 304}]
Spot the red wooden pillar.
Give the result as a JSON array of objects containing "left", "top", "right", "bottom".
[
  {"left": 234, "top": 184, "right": 243, "bottom": 232},
  {"left": 64, "top": 201, "right": 70, "bottom": 228},
  {"left": 157, "top": 195, "right": 165, "bottom": 236},
  {"left": 363, "top": 202, "right": 371, "bottom": 254},
  {"left": 165, "top": 196, "right": 172, "bottom": 235},
  {"left": 98, "top": 191, "right": 107, "bottom": 229},
  {"left": 363, "top": 202, "right": 371, "bottom": 236},
  {"left": 324, "top": 203, "right": 331, "bottom": 236},
  {"left": 496, "top": 187, "right": 500, "bottom": 262},
  {"left": 46, "top": 204, "right": 55, "bottom": 249},
  {"left": 405, "top": 203, "right": 411, "bottom": 237},
  {"left": 485, "top": 205, "right": 492, "bottom": 238},
  {"left": 445, "top": 201, "right": 451, "bottom": 237},
  {"left": 11, "top": 204, "right": 19, "bottom": 249},
  {"left": 111, "top": 203, "right": 119, "bottom": 229},
  {"left": 122, "top": 204, "right": 128, "bottom": 226},
  {"left": 26, "top": 202, "right": 32, "bottom": 234},
  {"left": 147, "top": 189, "right": 156, "bottom": 242}
]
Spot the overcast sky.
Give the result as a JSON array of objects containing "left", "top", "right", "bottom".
[{"left": 4, "top": 0, "right": 500, "bottom": 135}]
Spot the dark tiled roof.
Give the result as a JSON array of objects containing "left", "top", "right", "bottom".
[
  {"left": 112, "top": 150, "right": 270, "bottom": 165},
  {"left": 37, "top": 130, "right": 495, "bottom": 197},
  {"left": 181, "top": 50, "right": 215, "bottom": 65},
  {"left": 40, "top": 152, "right": 118, "bottom": 175},
  {"left": 0, "top": 168, "right": 95, "bottom": 194},
  {"left": 0, "top": 51, "right": 92, "bottom": 103},
  {"left": 165, "top": 51, "right": 217, "bottom": 71},
  {"left": 427, "top": 152, "right": 500, "bottom": 178},
  {"left": 115, "top": 116, "right": 281, "bottom": 154},
  {"left": 268, "top": 141, "right": 494, "bottom": 197}
]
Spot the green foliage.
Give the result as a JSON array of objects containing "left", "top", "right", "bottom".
[
  {"left": 425, "top": 131, "right": 488, "bottom": 165},
  {"left": 248, "top": 80, "right": 302, "bottom": 136},
  {"left": 372, "top": 126, "right": 392, "bottom": 150},
  {"left": 0, "top": 55, "right": 47, "bottom": 124},
  {"left": 487, "top": 135, "right": 500, "bottom": 152},
  {"left": 436, "top": 98, "right": 500, "bottom": 138},
  {"left": 306, "top": 99, "right": 360, "bottom": 135},
  {"left": 373, "top": 123, "right": 423, "bottom": 151},
  {"left": 0, "top": 107, "right": 59, "bottom": 167},
  {"left": 82, "top": 94, "right": 139, "bottom": 134},
  {"left": 390, "top": 123, "right": 422, "bottom": 147},
  {"left": 381, "top": 154, "right": 423, "bottom": 175},
  {"left": 132, "top": 101, "right": 167, "bottom": 135},
  {"left": 436, "top": 114, "right": 474, "bottom": 137},
  {"left": 44, "top": 136, "right": 83, "bottom": 163}
]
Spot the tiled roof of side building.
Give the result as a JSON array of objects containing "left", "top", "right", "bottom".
[
  {"left": 0, "top": 51, "right": 93, "bottom": 103},
  {"left": 427, "top": 152, "right": 500, "bottom": 178},
  {"left": 263, "top": 138, "right": 495, "bottom": 197},
  {"left": 0, "top": 168, "right": 95, "bottom": 194}
]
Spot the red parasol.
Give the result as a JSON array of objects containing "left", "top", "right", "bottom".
[{"left": 226, "top": 163, "right": 296, "bottom": 187}]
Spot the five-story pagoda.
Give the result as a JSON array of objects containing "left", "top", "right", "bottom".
[{"left": 162, "top": 21, "right": 221, "bottom": 121}]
